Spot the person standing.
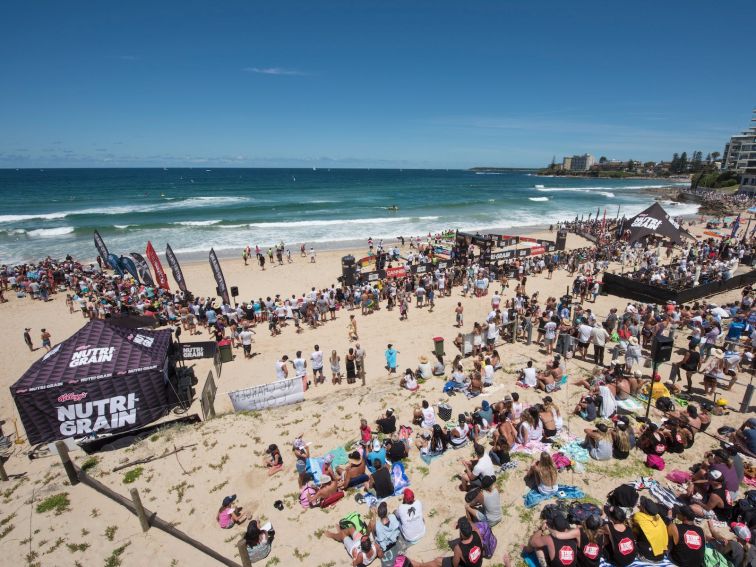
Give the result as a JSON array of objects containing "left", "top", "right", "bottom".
[
  {"left": 275, "top": 355, "right": 289, "bottom": 381},
  {"left": 40, "top": 328, "right": 52, "bottom": 352},
  {"left": 455, "top": 302, "right": 464, "bottom": 328},
  {"left": 348, "top": 315, "right": 359, "bottom": 342},
  {"left": 591, "top": 322, "right": 611, "bottom": 367},
  {"left": 292, "top": 350, "right": 308, "bottom": 391},
  {"left": 311, "top": 345, "right": 325, "bottom": 385},
  {"left": 239, "top": 327, "right": 255, "bottom": 359},
  {"left": 309, "top": 247, "right": 316, "bottom": 263},
  {"left": 385, "top": 344, "right": 398, "bottom": 375},
  {"left": 23, "top": 328, "right": 33, "bottom": 351},
  {"left": 355, "top": 343, "right": 366, "bottom": 386}
]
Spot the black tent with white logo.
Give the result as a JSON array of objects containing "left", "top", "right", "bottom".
[
  {"left": 11, "top": 320, "right": 174, "bottom": 446},
  {"left": 625, "top": 202, "right": 695, "bottom": 245}
]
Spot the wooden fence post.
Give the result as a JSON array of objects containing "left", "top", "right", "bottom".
[
  {"left": 55, "top": 441, "right": 79, "bottom": 486},
  {"left": 237, "top": 539, "right": 252, "bottom": 567},
  {"left": 130, "top": 488, "right": 151, "bottom": 532},
  {"left": 0, "top": 459, "right": 8, "bottom": 482}
]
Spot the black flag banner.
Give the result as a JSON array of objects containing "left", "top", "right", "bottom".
[
  {"left": 130, "top": 253, "right": 155, "bottom": 286},
  {"left": 209, "top": 248, "right": 230, "bottom": 305},
  {"left": 93, "top": 230, "right": 109, "bottom": 262},
  {"left": 119, "top": 256, "right": 141, "bottom": 283},
  {"left": 165, "top": 243, "right": 187, "bottom": 292}
]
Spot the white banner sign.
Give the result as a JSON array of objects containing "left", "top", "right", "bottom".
[{"left": 227, "top": 377, "right": 304, "bottom": 412}]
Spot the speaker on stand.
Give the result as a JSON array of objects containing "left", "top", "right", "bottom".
[{"left": 556, "top": 229, "right": 568, "bottom": 251}]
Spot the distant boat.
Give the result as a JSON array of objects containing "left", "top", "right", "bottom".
[{"left": 534, "top": 184, "right": 545, "bottom": 189}]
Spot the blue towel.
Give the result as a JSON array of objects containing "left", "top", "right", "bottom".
[
  {"left": 599, "top": 557, "right": 674, "bottom": 567},
  {"left": 523, "top": 485, "right": 585, "bottom": 508}
]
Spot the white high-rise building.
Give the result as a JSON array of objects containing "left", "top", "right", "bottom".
[
  {"left": 569, "top": 154, "right": 596, "bottom": 172},
  {"left": 724, "top": 109, "right": 756, "bottom": 174}
]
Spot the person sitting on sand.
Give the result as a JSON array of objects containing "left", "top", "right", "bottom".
[
  {"left": 583, "top": 422, "right": 613, "bottom": 461},
  {"left": 264, "top": 444, "right": 284, "bottom": 476},
  {"left": 536, "top": 360, "right": 561, "bottom": 393},
  {"left": 518, "top": 360, "right": 538, "bottom": 388},
  {"left": 612, "top": 421, "right": 633, "bottom": 460},
  {"left": 525, "top": 513, "right": 580, "bottom": 567},
  {"left": 245, "top": 519, "right": 275, "bottom": 563},
  {"left": 368, "top": 502, "right": 401, "bottom": 554},
  {"left": 413, "top": 400, "right": 436, "bottom": 429},
  {"left": 395, "top": 489, "right": 426, "bottom": 545},
  {"left": 401, "top": 368, "right": 419, "bottom": 391},
  {"left": 366, "top": 439, "right": 387, "bottom": 473},
  {"left": 217, "top": 494, "right": 248, "bottom": 528},
  {"left": 385, "top": 437, "right": 409, "bottom": 462},
  {"left": 375, "top": 408, "right": 397, "bottom": 435},
  {"left": 465, "top": 474, "right": 503, "bottom": 527},
  {"left": 367, "top": 459, "right": 395, "bottom": 499},
  {"left": 307, "top": 474, "right": 339, "bottom": 506},
  {"left": 492, "top": 411, "right": 517, "bottom": 449},
  {"left": 416, "top": 424, "right": 448, "bottom": 456},
  {"left": 459, "top": 442, "right": 495, "bottom": 491},
  {"left": 732, "top": 417, "right": 756, "bottom": 458},
  {"left": 573, "top": 394, "right": 597, "bottom": 422},
  {"left": 337, "top": 451, "right": 368, "bottom": 489},
  {"left": 325, "top": 523, "right": 382, "bottom": 566},
  {"left": 417, "top": 355, "right": 432, "bottom": 380},
  {"left": 525, "top": 451, "right": 559, "bottom": 495},
  {"left": 432, "top": 354, "right": 445, "bottom": 376}
]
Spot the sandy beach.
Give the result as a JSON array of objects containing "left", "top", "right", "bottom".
[{"left": 1, "top": 222, "right": 753, "bottom": 567}]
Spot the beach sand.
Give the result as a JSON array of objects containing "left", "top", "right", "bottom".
[{"left": 0, "top": 222, "right": 752, "bottom": 567}]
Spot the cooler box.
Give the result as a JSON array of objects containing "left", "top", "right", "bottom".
[
  {"left": 438, "top": 403, "right": 453, "bottom": 422},
  {"left": 218, "top": 339, "right": 233, "bottom": 363}
]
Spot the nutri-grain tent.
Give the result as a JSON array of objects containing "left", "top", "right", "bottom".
[
  {"left": 625, "top": 202, "right": 695, "bottom": 245},
  {"left": 11, "top": 320, "right": 174, "bottom": 446}
]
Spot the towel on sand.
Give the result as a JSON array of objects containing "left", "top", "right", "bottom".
[{"left": 523, "top": 485, "right": 585, "bottom": 508}]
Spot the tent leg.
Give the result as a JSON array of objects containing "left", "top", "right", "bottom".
[{"left": 55, "top": 441, "right": 79, "bottom": 486}]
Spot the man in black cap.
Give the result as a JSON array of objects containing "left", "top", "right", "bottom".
[
  {"left": 667, "top": 505, "right": 706, "bottom": 567},
  {"left": 688, "top": 469, "right": 733, "bottom": 520}
]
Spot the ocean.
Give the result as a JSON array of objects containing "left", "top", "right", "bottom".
[{"left": 0, "top": 168, "right": 696, "bottom": 264}]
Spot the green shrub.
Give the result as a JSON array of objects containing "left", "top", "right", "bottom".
[{"left": 36, "top": 493, "right": 71, "bottom": 515}]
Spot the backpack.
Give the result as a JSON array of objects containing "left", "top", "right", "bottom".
[
  {"left": 339, "top": 512, "right": 368, "bottom": 536},
  {"left": 567, "top": 502, "right": 602, "bottom": 525},
  {"left": 474, "top": 521, "right": 498, "bottom": 559},
  {"left": 734, "top": 490, "right": 756, "bottom": 528},
  {"left": 655, "top": 397, "right": 674, "bottom": 413},
  {"left": 646, "top": 454, "right": 665, "bottom": 471},
  {"left": 703, "top": 546, "right": 731, "bottom": 567}
]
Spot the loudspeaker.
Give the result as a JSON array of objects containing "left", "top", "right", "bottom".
[
  {"left": 342, "top": 255, "right": 355, "bottom": 268},
  {"left": 230, "top": 286, "right": 239, "bottom": 298},
  {"left": 342, "top": 265, "right": 357, "bottom": 287},
  {"left": 651, "top": 335, "right": 674, "bottom": 364},
  {"left": 556, "top": 229, "right": 567, "bottom": 251}
]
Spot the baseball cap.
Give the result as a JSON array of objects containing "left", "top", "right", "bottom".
[
  {"left": 731, "top": 523, "right": 752, "bottom": 542},
  {"left": 222, "top": 494, "right": 237, "bottom": 507},
  {"left": 747, "top": 417, "right": 756, "bottom": 428},
  {"left": 402, "top": 489, "right": 415, "bottom": 504},
  {"left": 708, "top": 469, "right": 723, "bottom": 481}
]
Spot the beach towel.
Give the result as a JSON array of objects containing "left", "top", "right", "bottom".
[
  {"left": 560, "top": 441, "right": 590, "bottom": 463},
  {"left": 391, "top": 462, "right": 410, "bottom": 493},
  {"left": 631, "top": 477, "right": 682, "bottom": 509},
  {"left": 617, "top": 398, "right": 644, "bottom": 413},
  {"left": 598, "top": 557, "right": 676, "bottom": 567},
  {"left": 420, "top": 451, "right": 446, "bottom": 465},
  {"left": 523, "top": 485, "right": 585, "bottom": 508},
  {"left": 511, "top": 440, "right": 552, "bottom": 456},
  {"left": 306, "top": 446, "right": 349, "bottom": 485}
]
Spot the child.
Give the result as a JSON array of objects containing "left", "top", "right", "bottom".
[{"left": 359, "top": 419, "right": 372, "bottom": 447}]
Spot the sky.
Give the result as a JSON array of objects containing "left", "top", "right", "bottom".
[{"left": 1, "top": 0, "right": 754, "bottom": 169}]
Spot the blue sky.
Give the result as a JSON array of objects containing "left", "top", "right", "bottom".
[{"left": 1, "top": 0, "right": 754, "bottom": 168}]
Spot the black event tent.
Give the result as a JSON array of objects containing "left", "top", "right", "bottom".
[
  {"left": 625, "top": 202, "right": 695, "bottom": 245},
  {"left": 11, "top": 320, "right": 174, "bottom": 445}
]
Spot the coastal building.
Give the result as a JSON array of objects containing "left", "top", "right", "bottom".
[
  {"left": 562, "top": 156, "right": 573, "bottom": 171},
  {"left": 569, "top": 153, "right": 596, "bottom": 172},
  {"left": 723, "top": 109, "right": 756, "bottom": 173}
]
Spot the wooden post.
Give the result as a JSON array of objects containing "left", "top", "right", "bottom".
[
  {"left": 55, "top": 441, "right": 79, "bottom": 486},
  {"left": 0, "top": 459, "right": 8, "bottom": 482},
  {"left": 237, "top": 539, "right": 252, "bottom": 567},
  {"left": 130, "top": 488, "right": 151, "bottom": 532}
]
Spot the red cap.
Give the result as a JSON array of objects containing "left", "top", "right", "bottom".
[
  {"left": 402, "top": 489, "right": 415, "bottom": 504},
  {"left": 653, "top": 373, "right": 662, "bottom": 382}
]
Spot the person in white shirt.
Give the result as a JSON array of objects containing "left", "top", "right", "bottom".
[
  {"left": 417, "top": 400, "right": 435, "bottom": 429},
  {"left": 311, "top": 345, "right": 325, "bottom": 385},
  {"left": 395, "top": 489, "right": 425, "bottom": 544},
  {"left": 577, "top": 322, "right": 593, "bottom": 360},
  {"left": 292, "top": 350, "right": 308, "bottom": 391},
  {"left": 483, "top": 359, "right": 495, "bottom": 386},
  {"left": 519, "top": 361, "right": 537, "bottom": 387},
  {"left": 275, "top": 355, "right": 289, "bottom": 381},
  {"left": 460, "top": 442, "right": 495, "bottom": 491},
  {"left": 239, "top": 328, "right": 255, "bottom": 358},
  {"left": 590, "top": 322, "right": 611, "bottom": 367},
  {"left": 485, "top": 321, "right": 498, "bottom": 353}
]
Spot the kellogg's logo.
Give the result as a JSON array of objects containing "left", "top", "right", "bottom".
[{"left": 57, "top": 392, "right": 88, "bottom": 403}]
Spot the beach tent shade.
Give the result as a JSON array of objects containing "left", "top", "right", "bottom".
[
  {"left": 625, "top": 202, "right": 695, "bottom": 245},
  {"left": 11, "top": 320, "right": 173, "bottom": 446}
]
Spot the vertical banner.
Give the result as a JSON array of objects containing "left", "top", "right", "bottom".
[
  {"left": 93, "top": 230, "right": 110, "bottom": 262},
  {"left": 119, "top": 256, "right": 141, "bottom": 283},
  {"left": 146, "top": 241, "right": 170, "bottom": 290},
  {"left": 130, "top": 252, "right": 155, "bottom": 286},
  {"left": 165, "top": 243, "right": 187, "bottom": 292},
  {"left": 107, "top": 253, "right": 124, "bottom": 277},
  {"left": 209, "top": 248, "right": 230, "bottom": 304}
]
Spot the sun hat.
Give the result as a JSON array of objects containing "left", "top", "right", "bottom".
[
  {"left": 629, "top": 336, "right": 639, "bottom": 345},
  {"left": 324, "top": 453, "right": 334, "bottom": 464},
  {"left": 504, "top": 395, "right": 513, "bottom": 402},
  {"left": 420, "top": 355, "right": 429, "bottom": 363},
  {"left": 320, "top": 474, "right": 332, "bottom": 484},
  {"left": 402, "top": 489, "right": 415, "bottom": 504},
  {"left": 712, "top": 348, "right": 725, "bottom": 359}
]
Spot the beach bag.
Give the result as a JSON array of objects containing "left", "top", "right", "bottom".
[
  {"left": 339, "top": 512, "right": 368, "bottom": 536},
  {"left": 474, "top": 521, "right": 498, "bottom": 559},
  {"left": 567, "top": 502, "right": 602, "bottom": 525},
  {"left": 320, "top": 491, "right": 344, "bottom": 508},
  {"left": 398, "top": 425, "right": 413, "bottom": 440},
  {"left": 438, "top": 403, "right": 453, "bottom": 422},
  {"left": 734, "top": 491, "right": 756, "bottom": 528},
  {"left": 703, "top": 546, "right": 730, "bottom": 567},
  {"left": 645, "top": 454, "right": 665, "bottom": 471},
  {"left": 666, "top": 470, "right": 692, "bottom": 485},
  {"left": 551, "top": 452, "right": 572, "bottom": 471},
  {"left": 655, "top": 397, "right": 674, "bottom": 413},
  {"left": 299, "top": 484, "right": 317, "bottom": 509}
]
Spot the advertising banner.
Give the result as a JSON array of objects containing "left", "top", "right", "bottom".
[
  {"left": 179, "top": 341, "right": 218, "bottom": 360},
  {"left": 146, "top": 241, "right": 170, "bottom": 290},
  {"left": 119, "top": 255, "right": 141, "bottom": 283},
  {"left": 107, "top": 253, "right": 124, "bottom": 277},
  {"left": 227, "top": 377, "right": 304, "bottom": 412},
  {"left": 93, "top": 230, "right": 110, "bottom": 262},
  {"left": 130, "top": 252, "right": 155, "bottom": 286},
  {"left": 209, "top": 248, "right": 230, "bottom": 304},
  {"left": 165, "top": 243, "right": 188, "bottom": 292}
]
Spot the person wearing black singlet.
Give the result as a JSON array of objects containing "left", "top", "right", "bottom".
[
  {"left": 667, "top": 506, "right": 705, "bottom": 567},
  {"left": 436, "top": 517, "right": 483, "bottom": 567},
  {"left": 603, "top": 506, "right": 637, "bottom": 567},
  {"left": 576, "top": 516, "right": 604, "bottom": 567},
  {"left": 674, "top": 348, "right": 700, "bottom": 392},
  {"left": 690, "top": 470, "right": 734, "bottom": 521},
  {"left": 527, "top": 514, "right": 579, "bottom": 567},
  {"left": 368, "top": 460, "right": 395, "bottom": 499}
]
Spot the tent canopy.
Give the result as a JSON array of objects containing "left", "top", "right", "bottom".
[
  {"left": 625, "top": 202, "right": 695, "bottom": 245},
  {"left": 11, "top": 320, "right": 172, "bottom": 394},
  {"left": 11, "top": 320, "right": 174, "bottom": 445}
]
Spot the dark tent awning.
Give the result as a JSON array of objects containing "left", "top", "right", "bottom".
[
  {"left": 11, "top": 320, "right": 172, "bottom": 394},
  {"left": 626, "top": 202, "right": 695, "bottom": 245}
]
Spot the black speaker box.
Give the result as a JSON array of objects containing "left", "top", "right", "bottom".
[{"left": 651, "top": 335, "right": 674, "bottom": 364}]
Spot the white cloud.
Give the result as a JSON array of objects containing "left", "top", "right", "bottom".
[{"left": 243, "top": 66, "right": 310, "bottom": 76}]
